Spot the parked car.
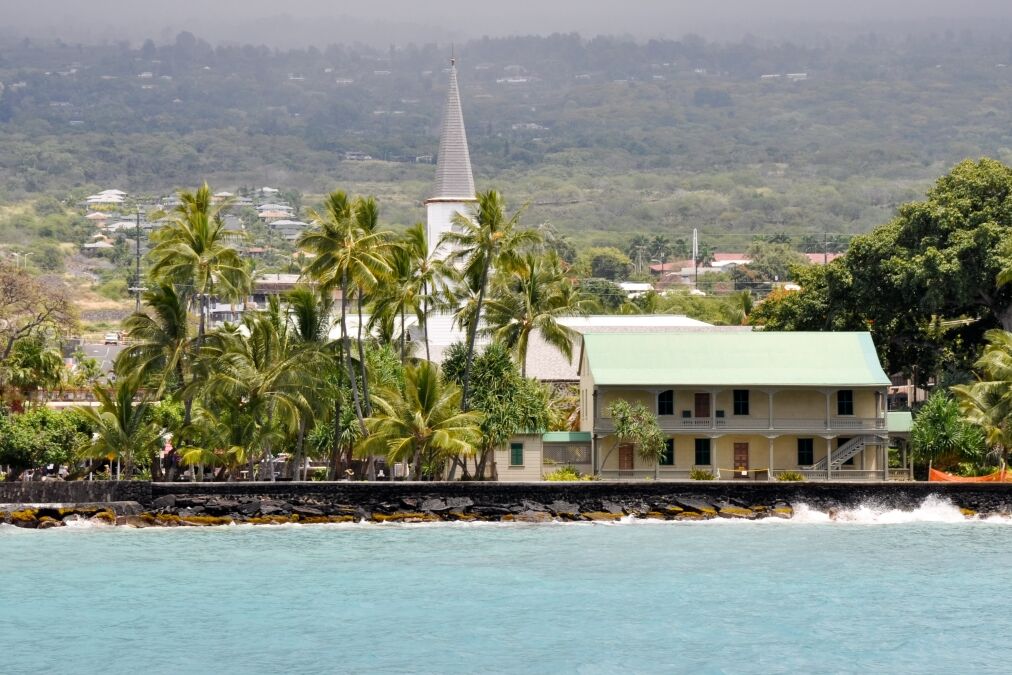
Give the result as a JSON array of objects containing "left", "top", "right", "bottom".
[{"left": 103, "top": 333, "right": 119, "bottom": 345}]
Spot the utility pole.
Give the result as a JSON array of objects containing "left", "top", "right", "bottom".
[
  {"left": 693, "top": 228, "right": 698, "bottom": 289},
  {"left": 128, "top": 209, "right": 146, "bottom": 311},
  {"left": 824, "top": 231, "right": 828, "bottom": 265}
]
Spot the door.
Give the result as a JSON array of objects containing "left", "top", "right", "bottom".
[
  {"left": 618, "top": 444, "right": 634, "bottom": 472},
  {"left": 694, "top": 393, "right": 711, "bottom": 419},
  {"left": 733, "top": 442, "right": 749, "bottom": 479}
]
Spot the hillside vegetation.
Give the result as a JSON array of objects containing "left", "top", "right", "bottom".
[{"left": 1, "top": 31, "right": 1011, "bottom": 248}]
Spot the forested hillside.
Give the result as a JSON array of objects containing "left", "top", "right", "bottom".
[{"left": 2, "top": 31, "right": 1012, "bottom": 244}]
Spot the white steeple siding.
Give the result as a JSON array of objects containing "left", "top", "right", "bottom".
[{"left": 426, "top": 57, "right": 477, "bottom": 258}]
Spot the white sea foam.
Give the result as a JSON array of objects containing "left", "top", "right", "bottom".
[{"left": 790, "top": 495, "right": 1006, "bottom": 525}]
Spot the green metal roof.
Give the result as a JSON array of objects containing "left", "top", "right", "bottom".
[
  {"left": 581, "top": 331, "right": 890, "bottom": 387},
  {"left": 887, "top": 411, "right": 913, "bottom": 434},
  {"left": 541, "top": 432, "right": 592, "bottom": 443}
]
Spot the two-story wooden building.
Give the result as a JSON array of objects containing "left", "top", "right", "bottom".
[{"left": 577, "top": 331, "right": 894, "bottom": 480}]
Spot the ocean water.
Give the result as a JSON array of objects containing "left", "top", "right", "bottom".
[{"left": 3, "top": 497, "right": 1011, "bottom": 675}]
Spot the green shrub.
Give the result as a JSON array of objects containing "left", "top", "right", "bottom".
[
  {"left": 776, "top": 470, "right": 805, "bottom": 482},
  {"left": 545, "top": 466, "right": 594, "bottom": 481},
  {"left": 689, "top": 468, "right": 715, "bottom": 480},
  {"left": 310, "top": 467, "right": 328, "bottom": 481}
]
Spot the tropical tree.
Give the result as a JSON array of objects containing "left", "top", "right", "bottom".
[
  {"left": 484, "top": 250, "right": 584, "bottom": 376},
  {"left": 3, "top": 336, "right": 65, "bottom": 404},
  {"left": 78, "top": 377, "right": 160, "bottom": 480},
  {"left": 597, "top": 400, "right": 666, "bottom": 478},
  {"left": 118, "top": 283, "right": 191, "bottom": 398},
  {"left": 910, "top": 390, "right": 986, "bottom": 471},
  {"left": 372, "top": 223, "right": 455, "bottom": 362},
  {"left": 197, "top": 299, "right": 320, "bottom": 480},
  {"left": 299, "top": 191, "right": 391, "bottom": 431},
  {"left": 148, "top": 183, "right": 250, "bottom": 344},
  {"left": 952, "top": 329, "right": 1012, "bottom": 470},
  {"left": 355, "top": 360, "right": 483, "bottom": 480},
  {"left": 442, "top": 189, "right": 540, "bottom": 408},
  {"left": 285, "top": 285, "right": 336, "bottom": 479},
  {"left": 442, "top": 341, "right": 550, "bottom": 479},
  {"left": 752, "top": 159, "right": 1012, "bottom": 381}
]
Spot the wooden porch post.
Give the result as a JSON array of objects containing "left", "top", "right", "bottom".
[
  {"left": 882, "top": 440, "right": 888, "bottom": 481},
  {"left": 826, "top": 437, "right": 833, "bottom": 481},
  {"left": 824, "top": 390, "right": 831, "bottom": 430},
  {"left": 768, "top": 436, "right": 774, "bottom": 480},
  {"left": 767, "top": 390, "right": 774, "bottom": 430}
]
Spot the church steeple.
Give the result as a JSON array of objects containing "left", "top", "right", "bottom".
[
  {"left": 431, "top": 56, "right": 476, "bottom": 200},
  {"left": 426, "top": 54, "right": 477, "bottom": 258}
]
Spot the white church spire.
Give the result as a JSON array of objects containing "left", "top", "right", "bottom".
[{"left": 426, "top": 53, "right": 477, "bottom": 257}]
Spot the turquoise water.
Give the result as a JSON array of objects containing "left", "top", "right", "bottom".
[{"left": 3, "top": 501, "right": 1011, "bottom": 674}]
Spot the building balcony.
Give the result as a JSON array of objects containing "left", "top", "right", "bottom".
[{"left": 593, "top": 416, "right": 885, "bottom": 434}]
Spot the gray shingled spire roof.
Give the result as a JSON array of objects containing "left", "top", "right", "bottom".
[{"left": 430, "top": 59, "right": 476, "bottom": 201}]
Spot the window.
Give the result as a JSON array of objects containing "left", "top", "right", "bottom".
[
  {"left": 694, "top": 438, "right": 711, "bottom": 466},
  {"left": 510, "top": 443, "right": 524, "bottom": 467},
  {"left": 837, "top": 390, "right": 854, "bottom": 416},
  {"left": 658, "top": 390, "right": 674, "bottom": 416},
  {"left": 733, "top": 389, "right": 750, "bottom": 416},
  {"left": 797, "top": 438, "right": 814, "bottom": 465},
  {"left": 660, "top": 439, "right": 675, "bottom": 466}
]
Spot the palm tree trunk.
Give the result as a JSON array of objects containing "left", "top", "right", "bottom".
[
  {"left": 355, "top": 285, "right": 375, "bottom": 481},
  {"left": 290, "top": 417, "right": 307, "bottom": 480},
  {"left": 400, "top": 304, "right": 406, "bottom": 362},
  {"left": 412, "top": 446, "right": 423, "bottom": 480},
  {"left": 461, "top": 257, "right": 491, "bottom": 409},
  {"left": 422, "top": 286, "right": 431, "bottom": 362},
  {"left": 357, "top": 286, "right": 371, "bottom": 415},
  {"left": 341, "top": 272, "right": 366, "bottom": 432},
  {"left": 329, "top": 396, "right": 341, "bottom": 480}
]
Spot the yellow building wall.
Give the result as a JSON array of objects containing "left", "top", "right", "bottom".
[
  {"left": 771, "top": 390, "right": 826, "bottom": 419},
  {"left": 599, "top": 389, "right": 654, "bottom": 416},
  {"left": 768, "top": 435, "right": 883, "bottom": 470},
  {"left": 495, "top": 435, "right": 544, "bottom": 482},
  {"left": 714, "top": 389, "right": 773, "bottom": 424}
]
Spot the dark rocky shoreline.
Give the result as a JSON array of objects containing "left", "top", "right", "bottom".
[{"left": 3, "top": 481, "right": 1012, "bottom": 528}]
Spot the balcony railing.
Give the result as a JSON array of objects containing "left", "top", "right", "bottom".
[{"left": 596, "top": 416, "right": 886, "bottom": 434}]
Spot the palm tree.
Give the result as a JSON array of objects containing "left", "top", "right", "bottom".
[
  {"left": 3, "top": 337, "right": 65, "bottom": 405},
  {"left": 117, "top": 283, "right": 191, "bottom": 398},
  {"left": 198, "top": 299, "right": 319, "bottom": 480},
  {"left": 483, "top": 250, "right": 584, "bottom": 376},
  {"left": 355, "top": 361, "right": 483, "bottom": 480},
  {"left": 371, "top": 223, "right": 455, "bottom": 362},
  {"left": 285, "top": 285, "right": 335, "bottom": 479},
  {"left": 148, "top": 183, "right": 250, "bottom": 345},
  {"left": 299, "top": 191, "right": 391, "bottom": 432},
  {"left": 78, "top": 377, "right": 160, "bottom": 480},
  {"left": 442, "top": 189, "right": 540, "bottom": 407},
  {"left": 952, "top": 329, "right": 1012, "bottom": 471}
]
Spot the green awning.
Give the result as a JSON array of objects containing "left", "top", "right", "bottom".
[
  {"left": 541, "top": 432, "right": 592, "bottom": 443},
  {"left": 887, "top": 411, "right": 913, "bottom": 434},
  {"left": 581, "top": 331, "right": 890, "bottom": 387}
]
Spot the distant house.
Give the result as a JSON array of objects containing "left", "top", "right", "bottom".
[
  {"left": 710, "top": 252, "right": 752, "bottom": 269},
  {"left": 268, "top": 219, "right": 309, "bottom": 242},
  {"left": 805, "top": 252, "right": 843, "bottom": 265},
  {"left": 618, "top": 282, "right": 653, "bottom": 298},
  {"left": 82, "top": 240, "right": 114, "bottom": 253}
]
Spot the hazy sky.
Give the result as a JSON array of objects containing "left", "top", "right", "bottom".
[{"left": 4, "top": 1, "right": 1012, "bottom": 46}]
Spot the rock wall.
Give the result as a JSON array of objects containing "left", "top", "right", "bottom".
[
  {"left": 143, "top": 481, "right": 1012, "bottom": 523},
  {"left": 0, "top": 480, "right": 150, "bottom": 505},
  {"left": 4, "top": 481, "right": 1011, "bottom": 527}
]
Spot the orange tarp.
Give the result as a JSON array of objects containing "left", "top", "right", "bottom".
[{"left": 929, "top": 467, "right": 1012, "bottom": 482}]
